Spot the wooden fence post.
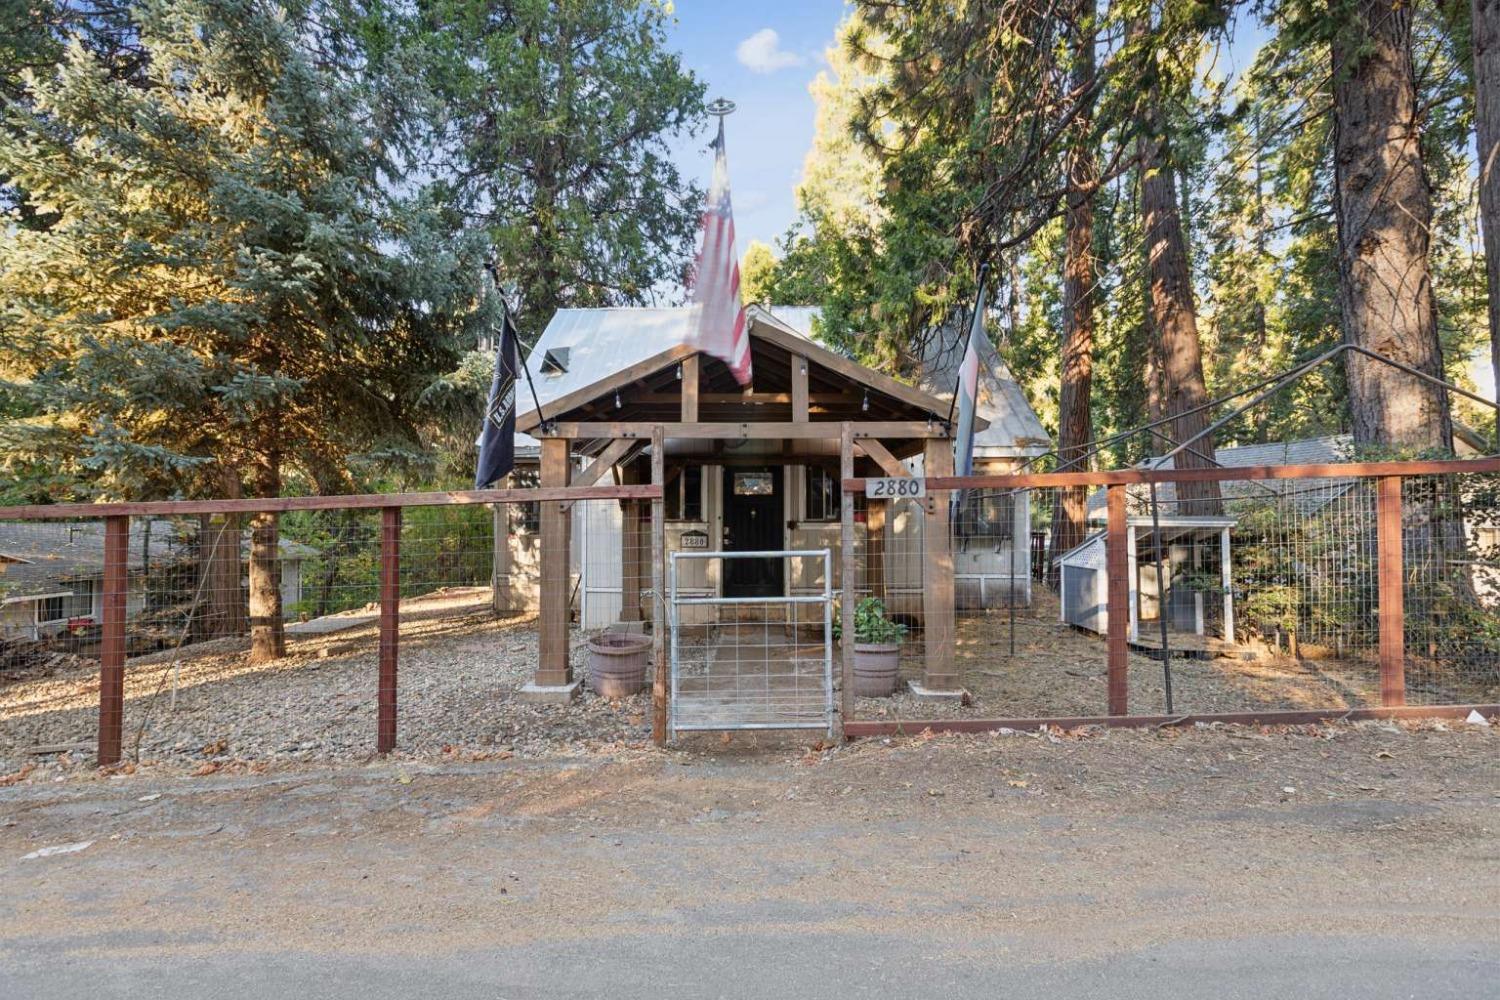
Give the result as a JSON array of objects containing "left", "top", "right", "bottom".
[
  {"left": 98, "top": 515, "right": 129, "bottom": 766},
  {"left": 378, "top": 505, "right": 401, "bottom": 752},
  {"left": 1105, "top": 485, "right": 1129, "bottom": 715},
  {"left": 1376, "top": 476, "right": 1406, "bottom": 706}
]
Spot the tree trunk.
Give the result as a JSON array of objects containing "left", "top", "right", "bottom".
[
  {"left": 1332, "top": 0, "right": 1452, "bottom": 453},
  {"left": 1138, "top": 84, "right": 1219, "bottom": 513},
  {"left": 1051, "top": 0, "right": 1098, "bottom": 575},
  {"left": 247, "top": 449, "right": 284, "bottom": 664},
  {"left": 248, "top": 511, "right": 284, "bottom": 662},
  {"left": 1474, "top": 0, "right": 1500, "bottom": 436}
]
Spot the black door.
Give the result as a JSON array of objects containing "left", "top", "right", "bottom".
[{"left": 722, "top": 466, "right": 784, "bottom": 597}]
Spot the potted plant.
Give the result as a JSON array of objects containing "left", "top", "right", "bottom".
[{"left": 835, "top": 597, "right": 907, "bottom": 697}]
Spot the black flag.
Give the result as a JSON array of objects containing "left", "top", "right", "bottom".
[{"left": 475, "top": 309, "right": 520, "bottom": 489}]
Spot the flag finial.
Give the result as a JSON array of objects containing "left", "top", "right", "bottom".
[{"left": 706, "top": 97, "right": 736, "bottom": 118}]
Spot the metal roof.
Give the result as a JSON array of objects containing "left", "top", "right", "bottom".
[
  {"left": 1084, "top": 434, "right": 1360, "bottom": 517},
  {"left": 911, "top": 313, "right": 1052, "bottom": 458},
  {"left": 0, "top": 520, "right": 315, "bottom": 600},
  {"left": 515, "top": 305, "right": 1049, "bottom": 458}
]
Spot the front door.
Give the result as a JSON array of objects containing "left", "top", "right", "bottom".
[{"left": 722, "top": 466, "right": 784, "bottom": 597}]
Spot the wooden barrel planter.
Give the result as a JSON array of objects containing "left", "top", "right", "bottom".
[
  {"left": 586, "top": 632, "right": 652, "bottom": 698},
  {"left": 851, "top": 642, "right": 901, "bottom": 697}
]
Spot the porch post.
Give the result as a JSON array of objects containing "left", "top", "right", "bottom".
[
  {"left": 620, "top": 499, "right": 643, "bottom": 622},
  {"left": 651, "top": 426, "right": 668, "bottom": 743},
  {"left": 864, "top": 499, "right": 886, "bottom": 604},
  {"left": 920, "top": 436, "right": 959, "bottom": 693},
  {"left": 532, "top": 436, "right": 575, "bottom": 696},
  {"left": 840, "top": 423, "right": 856, "bottom": 723}
]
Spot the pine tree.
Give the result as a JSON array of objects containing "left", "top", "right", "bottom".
[{"left": 0, "top": 0, "right": 482, "bottom": 659}]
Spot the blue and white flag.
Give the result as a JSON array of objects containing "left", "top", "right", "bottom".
[{"left": 475, "top": 308, "right": 520, "bottom": 489}]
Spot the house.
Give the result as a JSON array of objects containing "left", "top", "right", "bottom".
[
  {"left": 493, "top": 305, "right": 1051, "bottom": 627},
  {"left": 491, "top": 303, "right": 1051, "bottom": 698},
  {"left": 0, "top": 520, "right": 314, "bottom": 641}
]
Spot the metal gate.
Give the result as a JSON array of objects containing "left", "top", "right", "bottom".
[{"left": 668, "top": 549, "right": 835, "bottom": 738}]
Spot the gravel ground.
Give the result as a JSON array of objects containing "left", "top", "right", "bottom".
[
  {"left": 0, "top": 588, "right": 653, "bottom": 775},
  {"left": 858, "top": 590, "right": 1499, "bottom": 721},
  {"left": 3, "top": 585, "right": 1495, "bottom": 780}
]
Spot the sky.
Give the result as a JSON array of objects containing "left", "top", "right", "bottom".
[{"left": 662, "top": 1, "right": 851, "bottom": 262}]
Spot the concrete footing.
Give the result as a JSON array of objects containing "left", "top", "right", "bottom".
[
  {"left": 908, "top": 681, "right": 970, "bottom": 702},
  {"left": 517, "top": 679, "right": 583, "bottom": 704}
]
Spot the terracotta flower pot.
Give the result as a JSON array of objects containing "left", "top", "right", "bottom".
[
  {"left": 852, "top": 642, "right": 901, "bottom": 697},
  {"left": 587, "top": 632, "right": 651, "bottom": 698}
]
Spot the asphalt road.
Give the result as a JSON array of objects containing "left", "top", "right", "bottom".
[{"left": 2, "top": 725, "right": 1496, "bottom": 999}]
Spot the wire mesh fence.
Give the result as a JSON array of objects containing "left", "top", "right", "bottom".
[
  {"left": 3, "top": 460, "right": 1498, "bottom": 769},
  {"left": 0, "top": 489, "right": 662, "bottom": 769},
  {"left": 843, "top": 467, "right": 1500, "bottom": 726}
]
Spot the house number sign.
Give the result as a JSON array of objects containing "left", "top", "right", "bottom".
[{"left": 864, "top": 477, "right": 926, "bottom": 499}]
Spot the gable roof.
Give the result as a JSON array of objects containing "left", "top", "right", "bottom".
[
  {"left": 514, "top": 305, "right": 1045, "bottom": 456},
  {"left": 912, "top": 314, "right": 1052, "bottom": 458}
]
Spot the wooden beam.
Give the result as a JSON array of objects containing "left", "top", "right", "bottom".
[
  {"left": 841, "top": 455, "right": 1500, "bottom": 493},
  {"left": 1377, "top": 475, "right": 1406, "bottom": 706},
  {"left": 538, "top": 438, "right": 572, "bottom": 687},
  {"left": 571, "top": 437, "right": 639, "bottom": 490},
  {"left": 378, "top": 506, "right": 400, "bottom": 753},
  {"left": 0, "top": 485, "right": 662, "bottom": 520},
  {"left": 844, "top": 703, "right": 1500, "bottom": 738},
  {"left": 621, "top": 499, "right": 643, "bottom": 623},
  {"left": 840, "top": 423, "right": 856, "bottom": 726},
  {"left": 538, "top": 421, "right": 953, "bottom": 441},
  {"left": 651, "top": 426, "right": 668, "bottom": 744},
  {"left": 1106, "top": 484, "right": 1129, "bottom": 715},
  {"left": 680, "top": 354, "right": 699, "bottom": 422},
  {"left": 517, "top": 343, "right": 696, "bottom": 431},
  {"left": 855, "top": 437, "right": 909, "bottom": 479},
  {"left": 791, "top": 354, "right": 809, "bottom": 422},
  {"left": 97, "top": 515, "right": 128, "bottom": 767},
  {"left": 922, "top": 438, "right": 957, "bottom": 691}
]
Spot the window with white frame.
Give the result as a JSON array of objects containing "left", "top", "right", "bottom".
[{"left": 804, "top": 466, "right": 838, "bottom": 522}]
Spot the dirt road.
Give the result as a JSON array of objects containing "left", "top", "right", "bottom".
[{"left": 1, "top": 722, "right": 1496, "bottom": 998}]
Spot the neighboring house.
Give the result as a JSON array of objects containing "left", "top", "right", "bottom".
[
  {"left": 0, "top": 520, "right": 314, "bottom": 641},
  {"left": 495, "top": 304, "right": 1052, "bottom": 628}
]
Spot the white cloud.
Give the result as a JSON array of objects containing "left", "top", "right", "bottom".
[{"left": 736, "top": 29, "right": 804, "bottom": 74}]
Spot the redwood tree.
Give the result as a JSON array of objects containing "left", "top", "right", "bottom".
[{"left": 1331, "top": 0, "right": 1453, "bottom": 452}]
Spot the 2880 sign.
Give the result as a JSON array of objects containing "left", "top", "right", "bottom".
[{"left": 864, "top": 477, "right": 926, "bottom": 499}]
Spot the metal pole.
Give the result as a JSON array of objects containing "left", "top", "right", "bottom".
[{"left": 1147, "top": 482, "right": 1174, "bottom": 714}]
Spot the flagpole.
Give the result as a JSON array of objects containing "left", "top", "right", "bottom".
[
  {"left": 947, "top": 260, "right": 991, "bottom": 427},
  {"left": 487, "top": 259, "right": 549, "bottom": 432}
]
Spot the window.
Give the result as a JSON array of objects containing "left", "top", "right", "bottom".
[
  {"left": 667, "top": 466, "right": 704, "bottom": 521},
  {"left": 39, "top": 580, "right": 95, "bottom": 623},
  {"left": 804, "top": 466, "right": 838, "bottom": 522},
  {"left": 508, "top": 468, "right": 541, "bottom": 534},
  {"left": 956, "top": 490, "right": 1017, "bottom": 542}
]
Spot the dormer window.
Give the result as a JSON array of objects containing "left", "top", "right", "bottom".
[{"left": 540, "top": 348, "right": 570, "bottom": 375}]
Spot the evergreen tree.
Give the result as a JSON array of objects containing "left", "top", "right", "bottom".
[
  {"left": 0, "top": 0, "right": 483, "bottom": 659},
  {"left": 410, "top": 0, "right": 706, "bottom": 340}
]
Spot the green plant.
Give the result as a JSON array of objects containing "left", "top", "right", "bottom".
[{"left": 833, "top": 596, "right": 907, "bottom": 645}]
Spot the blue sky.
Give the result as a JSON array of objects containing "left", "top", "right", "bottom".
[{"left": 663, "top": 1, "right": 851, "bottom": 260}]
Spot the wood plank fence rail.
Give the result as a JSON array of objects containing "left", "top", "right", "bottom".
[
  {"left": 841, "top": 457, "right": 1500, "bottom": 734},
  {"left": 0, "top": 486, "right": 663, "bottom": 766}
]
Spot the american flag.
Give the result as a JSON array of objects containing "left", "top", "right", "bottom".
[{"left": 689, "top": 117, "right": 751, "bottom": 385}]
